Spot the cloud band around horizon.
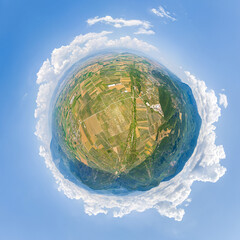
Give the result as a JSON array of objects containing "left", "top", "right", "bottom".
[{"left": 34, "top": 31, "right": 226, "bottom": 221}]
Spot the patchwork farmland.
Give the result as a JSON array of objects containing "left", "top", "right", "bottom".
[{"left": 54, "top": 54, "right": 169, "bottom": 175}]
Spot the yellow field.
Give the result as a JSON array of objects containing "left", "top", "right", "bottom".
[{"left": 84, "top": 115, "right": 102, "bottom": 144}]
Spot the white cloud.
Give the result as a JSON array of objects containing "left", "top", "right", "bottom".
[
  {"left": 35, "top": 32, "right": 226, "bottom": 221},
  {"left": 151, "top": 6, "right": 176, "bottom": 22},
  {"left": 87, "top": 16, "right": 152, "bottom": 29},
  {"left": 134, "top": 28, "right": 155, "bottom": 35},
  {"left": 87, "top": 15, "right": 155, "bottom": 35},
  {"left": 219, "top": 93, "right": 228, "bottom": 108}
]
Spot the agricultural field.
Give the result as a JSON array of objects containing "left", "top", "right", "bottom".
[{"left": 51, "top": 53, "right": 201, "bottom": 192}]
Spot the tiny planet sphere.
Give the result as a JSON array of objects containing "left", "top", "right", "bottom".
[{"left": 50, "top": 53, "right": 201, "bottom": 194}]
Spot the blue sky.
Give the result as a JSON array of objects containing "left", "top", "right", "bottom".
[{"left": 0, "top": 0, "right": 240, "bottom": 239}]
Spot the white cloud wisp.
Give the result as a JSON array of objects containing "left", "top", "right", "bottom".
[
  {"left": 87, "top": 16, "right": 155, "bottom": 35},
  {"left": 134, "top": 28, "right": 155, "bottom": 35},
  {"left": 35, "top": 31, "right": 226, "bottom": 221},
  {"left": 151, "top": 6, "right": 176, "bottom": 22},
  {"left": 219, "top": 93, "right": 228, "bottom": 108}
]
